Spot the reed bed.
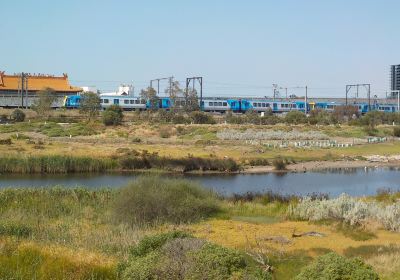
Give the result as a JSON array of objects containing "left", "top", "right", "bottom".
[{"left": 0, "top": 155, "right": 116, "bottom": 174}]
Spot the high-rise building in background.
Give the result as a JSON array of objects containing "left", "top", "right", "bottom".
[{"left": 391, "top": 65, "right": 400, "bottom": 93}]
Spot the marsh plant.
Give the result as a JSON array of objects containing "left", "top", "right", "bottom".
[
  {"left": 288, "top": 193, "right": 400, "bottom": 232},
  {"left": 113, "top": 176, "right": 221, "bottom": 226}
]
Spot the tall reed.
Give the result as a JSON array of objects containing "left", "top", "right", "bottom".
[{"left": 0, "top": 155, "right": 116, "bottom": 173}]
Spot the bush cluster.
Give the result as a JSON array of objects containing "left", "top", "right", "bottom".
[
  {"left": 118, "top": 151, "right": 240, "bottom": 172},
  {"left": 11, "top": 109, "right": 26, "bottom": 122},
  {"left": 288, "top": 193, "right": 400, "bottom": 232},
  {"left": 113, "top": 177, "right": 221, "bottom": 225},
  {"left": 295, "top": 252, "right": 378, "bottom": 280},
  {"left": 190, "top": 111, "right": 216, "bottom": 124},
  {"left": 394, "top": 126, "right": 400, "bottom": 137},
  {"left": 102, "top": 105, "right": 123, "bottom": 125},
  {"left": 272, "top": 157, "right": 287, "bottom": 170},
  {"left": 119, "top": 232, "right": 271, "bottom": 280}
]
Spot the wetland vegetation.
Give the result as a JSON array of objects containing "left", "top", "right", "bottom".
[{"left": 0, "top": 176, "right": 400, "bottom": 279}]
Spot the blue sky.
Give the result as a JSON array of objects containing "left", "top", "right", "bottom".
[{"left": 1, "top": 0, "right": 399, "bottom": 97}]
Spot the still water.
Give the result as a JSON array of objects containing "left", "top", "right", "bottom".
[{"left": 0, "top": 167, "right": 399, "bottom": 197}]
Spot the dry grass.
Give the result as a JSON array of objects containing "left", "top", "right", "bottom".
[{"left": 367, "top": 252, "right": 400, "bottom": 280}]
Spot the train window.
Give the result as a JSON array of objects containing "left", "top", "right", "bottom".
[
  {"left": 261, "top": 103, "right": 265, "bottom": 107},
  {"left": 124, "top": 100, "right": 129, "bottom": 104},
  {"left": 141, "top": 100, "right": 146, "bottom": 104},
  {"left": 130, "top": 100, "right": 134, "bottom": 104},
  {"left": 113, "top": 99, "right": 119, "bottom": 105},
  {"left": 100, "top": 99, "right": 103, "bottom": 103},
  {"left": 254, "top": 103, "right": 258, "bottom": 107},
  {"left": 103, "top": 99, "right": 109, "bottom": 104},
  {"left": 218, "top": 102, "right": 222, "bottom": 106},
  {"left": 209, "top": 102, "right": 213, "bottom": 106},
  {"left": 223, "top": 102, "right": 227, "bottom": 106}
]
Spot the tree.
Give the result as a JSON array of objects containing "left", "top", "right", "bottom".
[
  {"left": 32, "top": 88, "right": 57, "bottom": 119},
  {"left": 102, "top": 105, "right": 123, "bottom": 125},
  {"left": 141, "top": 87, "right": 158, "bottom": 111},
  {"left": 184, "top": 87, "right": 199, "bottom": 112},
  {"left": 164, "top": 81, "right": 183, "bottom": 111},
  {"left": 79, "top": 92, "right": 101, "bottom": 121}
]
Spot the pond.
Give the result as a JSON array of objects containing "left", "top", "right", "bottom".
[{"left": 0, "top": 167, "right": 399, "bottom": 197}]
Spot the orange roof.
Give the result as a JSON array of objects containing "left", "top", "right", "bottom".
[{"left": 0, "top": 71, "right": 82, "bottom": 93}]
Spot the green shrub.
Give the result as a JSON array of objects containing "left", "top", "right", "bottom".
[
  {"left": 129, "top": 231, "right": 191, "bottom": 257},
  {"left": 67, "top": 123, "right": 98, "bottom": 136},
  {"left": 120, "top": 232, "right": 271, "bottom": 280},
  {"left": 11, "top": 109, "right": 26, "bottom": 122},
  {"left": 172, "top": 114, "right": 190, "bottom": 124},
  {"left": 118, "top": 153, "right": 240, "bottom": 172},
  {"left": 248, "top": 158, "right": 270, "bottom": 166},
  {"left": 113, "top": 176, "right": 220, "bottom": 226},
  {"left": 272, "top": 157, "right": 287, "bottom": 170},
  {"left": 363, "top": 125, "right": 379, "bottom": 136},
  {"left": 0, "top": 222, "right": 32, "bottom": 238},
  {"left": 394, "top": 126, "right": 400, "bottom": 137},
  {"left": 0, "top": 138, "right": 12, "bottom": 145},
  {"left": 188, "top": 243, "right": 247, "bottom": 279},
  {"left": 190, "top": 111, "right": 216, "bottom": 124},
  {"left": 294, "top": 252, "right": 378, "bottom": 280},
  {"left": 102, "top": 105, "right": 123, "bottom": 126},
  {"left": 285, "top": 111, "right": 307, "bottom": 124}
]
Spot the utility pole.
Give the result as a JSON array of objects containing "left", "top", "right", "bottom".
[
  {"left": 392, "top": 90, "right": 400, "bottom": 112},
  {"left": 272, "top": 84, "right": 278, "bottom": 101},
  {"left": 345, "top": 84, "right": 371, "bottom": 109},
  {"left": 17, "top": 76, "right": 21, "bottom": 109},
  {"left": 305, "top": 86, "right": 308, "bottom": 114},
  {"left": 150, "top": 76, "right": 173, "bottom": 96},
  {"left": 25, "top": 76, "right": 29, "bottom": 109},
  {"left": 186, "top": 77, "right": 203, "bottom": 110},
  {"left": 19, "top": 72, "right": 27, "bottom": 108}
]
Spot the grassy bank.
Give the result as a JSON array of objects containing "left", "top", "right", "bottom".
[{"left": 0, "top": 177, "right": 400, "bottom": 279}]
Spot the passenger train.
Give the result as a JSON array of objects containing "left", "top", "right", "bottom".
[{"left": 63, "top": 86, "right": 399, "bottom": 114}]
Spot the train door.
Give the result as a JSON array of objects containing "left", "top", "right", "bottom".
[
  {"left": 113, "top": 99, "right": 119, "bottom": 105},
  {"left": 273, "top": 103, "right": 278, "bottom": 112}
]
